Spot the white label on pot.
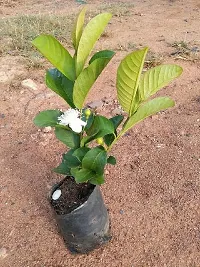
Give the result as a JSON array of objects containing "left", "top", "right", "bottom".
[{"left": 52, "top": 189, "right": 62, "bottom": 200}]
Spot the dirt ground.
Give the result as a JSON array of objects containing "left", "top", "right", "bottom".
[{"left": 0, "top": 0, "right": 200, "bottom": 266}]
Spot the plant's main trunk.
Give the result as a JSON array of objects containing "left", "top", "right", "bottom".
[{"left": 51, "top": 184, "right": 111, "bottom": 254}]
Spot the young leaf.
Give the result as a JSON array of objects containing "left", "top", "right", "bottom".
[
  {"left": 71, "top": 7, "right": 86, "bottom": 50},
  {"left": 122, "top": 97, "right": 175, "bottom": 134},
  {"left": 87, "top": 115, "right": 115, "bottom": 139},
  {"left": 72, "top": 147, "right": 90, "bottom": 162},
  {"left": 76, "top": 13, "right": 112, "bottom": 76},
  {"left": 34, "top": 110, "right": 62, "bottom": 127},
  {"left": 73, "top": 57, "right": 112, "bottom": 109},
  {"left": 89, "top": 50, "right": 115, "bottom": 64},
  {"left": 55, "top": 128, "right": 80, "bottom": 148},
  {"left": 46, "top": 69, "right": 75, "bottom": 108},
  {"left": 139, "top": 64, "right": 183, "bottom": 100},
  {"left": 63, "top": 149, "right": 81, "bottom": 168},
  {"left": 107, "top": 155, "right": 116, "bottom": 165},
  {"left": 82, "top": 147, "right": 107, "bottom": 174},
  {"left": 53, "top": 159, "right": 71, "bottom": 175},
  {"left": 32, "top": 34, "right": 75, "bottom": 81},
  {"left": 104, "top": 115, "right": 124, "bottom": 146},
  {"left": 110, "top": 115, "right": 124, "bottom": 129},
  {"left": 71, "top": 168, "right": 95, "bottom": 183},
  {"left": 117, "top": 47, "right": 148, "bottom": 116},
  {"left": 89, "top": 174, "right": 105, "bottom": 185}
]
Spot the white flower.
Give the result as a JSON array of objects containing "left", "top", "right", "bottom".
[{"left": 58, "top": 109, "right": 86, "bottom": 133}]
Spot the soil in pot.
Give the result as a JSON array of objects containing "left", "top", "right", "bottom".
[
  {"left": 50, "top": 176, "right": 95, "bottom": 215},
  {"left": 50, "top": 176, "right": 111, "bottom": 254}
]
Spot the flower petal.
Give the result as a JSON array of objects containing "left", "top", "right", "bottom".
[{"left": 69, "top": 121, "right": 83, "bottom": 133}]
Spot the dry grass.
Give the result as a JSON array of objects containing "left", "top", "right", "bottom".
[
  {"left": 0, "top": 14, "right": 74, "bottom": 57},
  {"left": 170, "top": 40, "right": 200, "bottom": 61},
  {"left": 99, "top": 2, "right": 134, "bottom": 17}
]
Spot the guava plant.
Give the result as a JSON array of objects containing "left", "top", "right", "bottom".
[{"left": 33, "top": 8, "right": 182, "bottom": 185}]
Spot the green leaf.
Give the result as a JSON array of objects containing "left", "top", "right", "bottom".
[
  {"left": 122, "top": 97, "right": 175, "bottom": 134},
  {"left": 72, "top": 147, "right": 90, "bottom": 162},
  {"left": 53, "top": 158, "right": 71, "bottom": 175},
  {"left": 107, "top": 155, "right": 116, "bottom": 165},
  {"left": 73, "top": 57, "right": 112, "bottom": 109},
  {"left": 76, "top": 13, "right": 112, "bottom": 76},
  {"left": 89, "top": 174, "right": 105, "bottom": 185},
  {"left": 34, "top": 110, "right": 61, "bottom": 127},
  {"left": 71, "top": 7, "right": 86, "bottom": 50},
  {"left": 139, "top": 64, "right": 183, "bottom": 100},
  {"left": 55, "top": 128, "right": 80, "bottom": 148},
  {"left": 71, "top": 168, "right": 95, "bottom": 183},
  {"left": 87, "top": 115, "right": 115, "bottom": 139},
  {"left": 117, "top": 47, "right": 148, "bottom": 116},
  {"left": 89, "top": 50, "right": 115, "bottom": 64},
  {"left": 104, "top": 115, "right": 124, "bottom": 146},
  {"left": 82, "top": 147, "right": 107, "bottom": 174},
  {"left": 63, "top": 149, "right": 80, "bottom": 168},
  {"left": 46, "top": 69, "right": 75, "bottom": 108},
  {"left": 32, "top": 34, "right": 75, "bottom": 81}
]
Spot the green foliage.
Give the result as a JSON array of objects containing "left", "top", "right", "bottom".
[
  {"left": 107, "top": 156, "right": 116, "bottom": 165},
  {"left": 34, "top": 110, "right": 62, "bottom": 127},
  {"left": 53, "top": 156, "right": 71, "bottom": 175},
  {"left": 46, "top": 69, "right": 75, "bottom": 108},
  {"left": 89, "top": 50, "right": 115, "bottom": 64},
  {"left": 73, "top": 57, "right": 113, "bottom": 109},
  {"left": 76, "top": 12, "right": 112, "bottom": 76},
  {"left": 71, "top": 7, "right": 86, "bottom": 50},
  {"left": 139, "top": 64, "right": 183, "bottom": 100},
  {"left": 32, "top": 34, "right": 75, "bottom": 81},
  {"left": 32, "top": 9, "right": 183, "bottom": 186},
  {"left": 122, "top": 97, "right": 175, "bottom": 134},
  {"left": 55, "top": 128, "right": 80, "bottom": 148},
  {"left": 104, "top": 115, "right": 124, "bottom": 146},
  {"left": 82, "top": 147, "right": 107, "bottom": 174},
  {"left": 117, "top": 47, "right": 148, "bottom": 116}
]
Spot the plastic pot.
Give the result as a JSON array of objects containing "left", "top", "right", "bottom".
[{"left": 50, "top": 181, "right": 111, "bottom": 254}]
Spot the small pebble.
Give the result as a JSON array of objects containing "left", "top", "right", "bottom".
[
  {"left": 52, "top": 189, "right": 62, "bottom": 200},
  {"left": 43, "top": 126, "right": 52, "bottom": 133},
  {"left": 0, "top": 114, "right": 5, "bottom": 118},
  {"left": 119, "top": 209, "right": 124, "bottom": 215},
  {"left": 21, "top": 79, "right": 38, "bottom": 91},
  {"left": 105, "top": 170, "right": 110, "bottom": 175},
  {"left": 0, "top": 247, "right": 8, "bottom": 258},
  {"left": 87, "top": 100, "right": 103, "bottom": 109}
]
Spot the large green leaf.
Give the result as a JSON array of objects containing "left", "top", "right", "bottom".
[
  {"left": 63, "top": 149, "right": 80, "bottom": 168},
  {"left": 53, "top": 156, "right": 71, "bottom": 175},
  {"left": 71, "top": 168, "right": 95, "bottom": 183},
  {"left": 71, "top": 7, "right": 86, "bottom": 50},
  {"left": 104, "top": 115, "right": 124, "bottom": 146},
  {"left": 46, "top": 68, "right": 75, "bottom": 108},
  {"left": 55, "top": 128, "right": 80, "bottom": 148},
  {"left": 76, "top": 13, "right": 112, "bottom": 76},
  {"left": 122, "top": 97, "right": 175, "bottom": 134},
  {"left": 89, "top": 50, "right": 115, "bottom": 64},
  {"left": 73, "top": 57, "right": 112, "bottom": 109},
  {"left": 34, "top": 110, "right": 61, "bottom": 127},
  {"left": 72, "top": 147, "right": 90, "bottom": 162},
  {"left": 81, "top": 115, "right": 114, "bottom": 146},
  {"left": 117, "top": 47, "right": 148, "bottom": 116},
  {"left": 82, "top": 147, "right": 107, "bottom": 174},
  {"left": 139, "top": 64, "right": 183, "bottom": 100},
  {"left": 87, "top": 115, "right": 115, "bottom": 139},
  {"left": 89, "top": 174, "right": 105, "bottom": 185},
  {"left": 32, "top": 34, "right": 75, "bottom": 81}
]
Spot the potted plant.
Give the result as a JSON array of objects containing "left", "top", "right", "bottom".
[{"left": 32, "top": 8, "right": 182, "bottom": 254}]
